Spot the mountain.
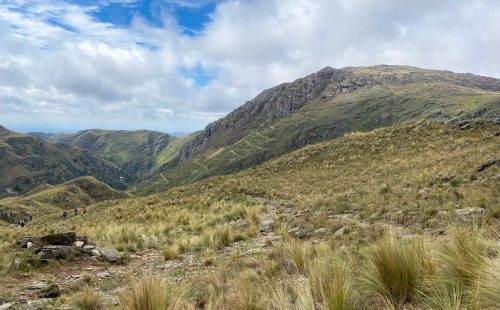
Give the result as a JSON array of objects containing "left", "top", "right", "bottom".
[
  {"left": 32, "top": 129, "right": 195, "bottom": 183},
  {"left": 0, "top": 125, "right": 131, "bottom": 198},
  {"left": 0, "top": 176, "right": 130, "bottom": 223},
  {"left": 4, "top": 121, "right": 497, "bottom": 308},
  {"left": 133, "top": 65, "right": 500, "bottom": 195},
  {"left": 29, "top": 132, "right": 73, "bottom": 143}
]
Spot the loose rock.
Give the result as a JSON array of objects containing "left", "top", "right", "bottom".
[
  {"left": 98, "top": 248, "right": 123, "bottom": 263},
  {"left": 25, "top": 282, "right": 60, "bottom": 298},
  {"left": 453, "top": 207, "right": 487, "bottom": 223}
]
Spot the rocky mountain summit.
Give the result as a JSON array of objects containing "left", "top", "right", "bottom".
[{"left": 135, "top": 65, "right": 500, "bottom": 195}]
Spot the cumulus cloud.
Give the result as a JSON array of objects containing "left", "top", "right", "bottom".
[{"left": 0, "top": 0, "right": 499, "bottom": 132}]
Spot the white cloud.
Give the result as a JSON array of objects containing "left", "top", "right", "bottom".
[{"left": 0, "top": 0, "right": 499, "bottom": 132}]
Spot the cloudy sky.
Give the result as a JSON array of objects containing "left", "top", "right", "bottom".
[{"left": 0, "top": 0, "right": 499, "bottom": 133}]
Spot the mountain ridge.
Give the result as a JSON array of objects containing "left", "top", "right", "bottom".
[{"left": 133, "top": 65, "right": 500, "bottom": 195}]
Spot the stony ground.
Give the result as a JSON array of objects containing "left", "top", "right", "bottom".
[{"left": 0, "top": 193, "right": 490, "bottom": 309}]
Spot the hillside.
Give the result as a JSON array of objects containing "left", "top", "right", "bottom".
[
  {"left": 0, "top": 126, "right": 131, "bottom": 198},
  {"left": 32, "top": 129, "right": 195, "bottom": 183},
  {"left": 29, "top": 132, "right": 73, "bottom": 143},
  {"left": 0, "top": 177, "right": 130, "bottom": 224},
  {"left": 1, "top": 121, "right": 498, "bottom": 309},
  {"left": 134, "top": 65, "right": 500, "bottom": 195}
]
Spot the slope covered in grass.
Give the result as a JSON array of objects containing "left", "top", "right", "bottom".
[
  {"left": 0, "top": 126, "right": 131, "bottom": 198},
  {"left": 135, "top": 65, "right": 500, "bottom": 195},
  {"left": 2, "top": 120, "right": 498, "bottom": 250},
  {"left": 0, "top": 121, "right": 498, "bottom": 309},
  {"left": 0, "top": 177, "right": 130, "bottom": 224}
]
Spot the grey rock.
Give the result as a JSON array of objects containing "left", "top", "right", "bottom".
[
  {"left": 453, "top": 208, "right": 487, "bottom": 223},
  {"left": 288, "top": 227, "right": 300, "bottom": 234},
  {"left": 103, "top": 294, "right": 119, "bottom": 306},
  {"left": 38, "top": 245, "right": 73, "bottom": 260},
  {"left": 17, "top": 236, "right": 38, "bottom": 248},
  {"left": 0, "top": 302, "right": 15, "bottom": 309},
  {"left": 98, "top": 248, "right": 123, "bottom": 263},
  {"left": 260, "top": 220, "right": 275, "bottom": 232},
  {"left": 314, "top": 228, "right": 327, "bottom": 235},
  {"left": 39, "top": 231, "right": 76, "bottom": 246},
  {"left": 82, "top": 245, "right": 96, "bottom": 254},
  {"left": 335, "top": 227, "right": 345, "bottom": 236},
  {"left": 97, "top": 272, "right": 112, "bottom": 279},
  {"left": 25, "top": 282, "right": 60, "bottom": 298}
]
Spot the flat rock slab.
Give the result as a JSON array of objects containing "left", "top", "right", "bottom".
[
  {"left": 25, "top": 283, "right": 60, "bottom": 298},
  {"left": 39, "top": 245, "right": 73, "bottom": 260},
  {"left": 39, "top": 231, "right": 76, "bottom": 246}
]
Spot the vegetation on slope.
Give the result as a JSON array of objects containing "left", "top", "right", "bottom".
[
  {"left": 49, "top": 129, "right": 179, "bottom": 181},
  {"left": 0, "top": 177, "right": 130, "bottom": 224},
  {"left": 135, "top": 65, "right": 500, "bottom": 195},
  {"left": 1, "top": 121, "right": 498, "bottom": 309},
  {"left": 0, "top": 126, "right": 131, "bottom": 198}
]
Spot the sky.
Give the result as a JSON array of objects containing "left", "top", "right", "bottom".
[{"left": 0, "top": 0, "right": 499, "bottom": 133}]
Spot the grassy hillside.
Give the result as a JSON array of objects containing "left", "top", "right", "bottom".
[
  {"left": 0, "top": 126, "right": 131, "bottom": 198},
  {"left": 54, "top": 129, "right": 177, "bottom": 180},
  {"left": 0, "top": 121, "right": 498, "bottom": 309},
  {"left": 0, "top": 177, "right": 130, "bottom": 223},
  {"left": 135, "top": 65, "right": 500, "bottom": 195}
]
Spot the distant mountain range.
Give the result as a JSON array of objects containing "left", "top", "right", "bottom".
[
  {"left": 3, "top": 65, "right": 499, "bottom": 197},
  {"left": 0, "top": 126, "right": 130, "bottom": 198}
]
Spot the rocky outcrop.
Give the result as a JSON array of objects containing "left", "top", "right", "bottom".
[
  {"left": 16, "top": 232, "right": 123, "bottom": 263},
  {"left": 38, "top": 245, "right": 73, "bottom": 260},
  {"left": 178, "top": 67, "right": 379, "bottom": 162},
  {"left": 25, "top": 282, "right": 60, "bottom": 298},
  {"left": 476, "top": 158, "right": 499, "bottom": 172},
  {"left": 38, "top": 231, "right": 77, "bottom": 246}
]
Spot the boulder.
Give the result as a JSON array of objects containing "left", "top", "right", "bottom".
[
  {"left": 82, "top": 245, "right": 96, "bottom": 254},
  {"left": 25, "top": 282, "right": 60, "bottom": 298},
  {"left": 39, "top": 231, "right": 76, "bottom": 246},
  {"left": 259, "top": 220, "right": 275, "bottom": 232},
  {"left": 98, "top": 248, "right": 123, "bottom": 263},
  {"left": 453, "top": 207, "right": 487, "bottom": 223},
  {"left": 0, "top": 302, "right": 14, "bottom": 309},
  {"left": 38, "top": 245, "right": 73, "bottom": 260},
  {"left": 74, "top": 241, "right": 84, "bottom": 248},
  {"left": 335, "top": 227, "right": 345, "bottom": 236},
  {"left": 17, "top": 236, "right": 38, "bottom": 248}
]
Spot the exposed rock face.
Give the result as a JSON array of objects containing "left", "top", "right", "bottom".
[
  {"left": 177, "top": 66, "right": 500, "bottom": 164},
  {"left": 178, "top": 67, "right": 378, "bottom": 162},
  {"left": 38, "top": 245, "right": 73, "bottom": 260}
]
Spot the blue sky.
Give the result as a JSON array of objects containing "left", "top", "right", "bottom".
[{"left": 0, "top": 0, "right": 499, "bottom": 133}]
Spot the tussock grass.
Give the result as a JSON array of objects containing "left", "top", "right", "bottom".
[
  {"left": 361, "top": 234, "right": 432, "bottom": 307},
  {"left": 120, "top": 278, "right": 193, "bottom": 310},
  {"left": 73, "top": 288, "right": 104, "bottom": 310}
]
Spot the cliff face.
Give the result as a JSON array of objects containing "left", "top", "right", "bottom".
[
  {"left": 178, "top": 65, "right": 500, "bottom": 163},
  {"left": 179, "top": 67, "right": 379, "bottom": 161}
]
